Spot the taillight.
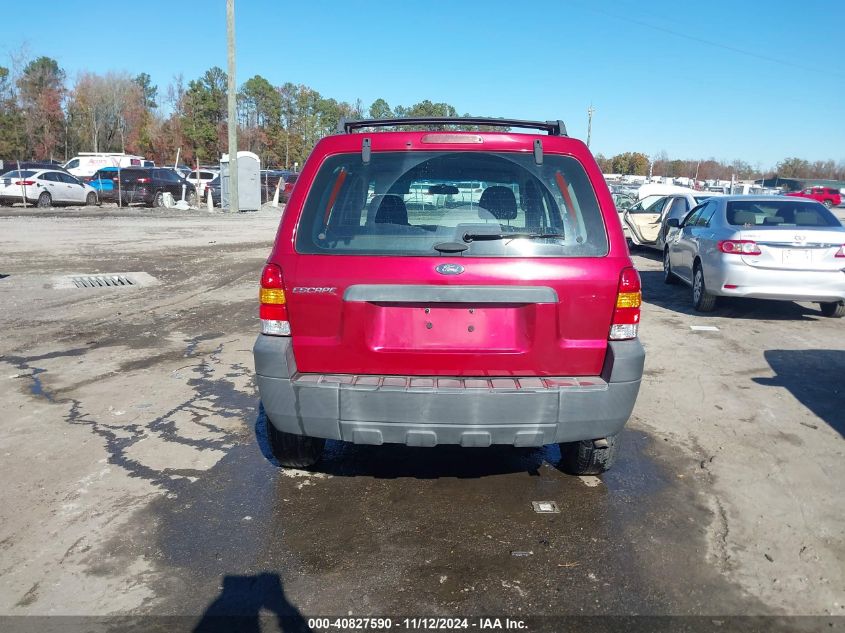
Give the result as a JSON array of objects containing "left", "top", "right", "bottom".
[
  {"left": 836, "top": 245, "right": 845, "bottom": 258},
  {"left": 14, "top": 180, "right": 35, "bottom": 186},
  {"left": 136, "top": 177, "right": 151, "bottom": 184},
  {"left": 610, "top": 267, "right": 641, "bottom": 341},
  {"left": 718, "top": 240, "right": 761, "bottom": 256},
  {"left": 259, "top": 263, "right": 290, "bottom": 336}
]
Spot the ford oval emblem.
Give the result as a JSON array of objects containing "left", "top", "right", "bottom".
[{"left": 435, "top": 263, "right": 464, "bottom": 275}]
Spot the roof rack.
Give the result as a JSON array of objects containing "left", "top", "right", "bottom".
[{"left": 338, "top": 117, "right": 568, "bottom": 136}]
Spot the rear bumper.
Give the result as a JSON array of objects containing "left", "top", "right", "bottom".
[
  {"left": 253, "top": 336, "right": 645, "bottom": 447},
  {"left": 708, "top": 260, "right": 845, "bottom": 302}
]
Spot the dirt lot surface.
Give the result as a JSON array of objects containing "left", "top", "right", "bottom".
[{"left": 0, "top": 206, "right": 843, "bottom": 630}]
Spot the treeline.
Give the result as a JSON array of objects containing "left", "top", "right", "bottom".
[
  {"left": 0, "top": 54, "right": 497, "bottom": 169},
  {"left": 1, "top": 52, "right": 843, "bottom": 179},
  {"left": 595, "top": 151, "right": 845, "bottom": 182}
]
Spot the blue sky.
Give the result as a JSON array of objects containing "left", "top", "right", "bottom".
[{"left": 3, "top": 0, "right": 843, "bottom": 167}]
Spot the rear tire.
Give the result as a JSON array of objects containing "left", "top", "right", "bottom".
[
  {"left": 819, "top": 301, "right": 845, "bottom": 318},
  {"left": 559, "top": 434, "right": 619, "bottom": 475},
  {"left": 823, "top": 200, "right": 833, "bottom": 209},
  {"left": 37, "top": 192, "right": 52, "bottom": 208},
  {"left": 186, "top": 191, "right": 198, "bottom": 206},
  {"left": 265, "top": 410, "right": 325, "bottom": 468},
  {"left": 85, "top": 192, "right": 97, "bottom": 206},
  {"left": 663, "top": 249, "right": 678, "bottom": 284},
  {"left": 692, "top": 263, "right": 717, "bottom": 312},
  {"left": 153, "top": 191, "right": 164, "bottom": 208}
]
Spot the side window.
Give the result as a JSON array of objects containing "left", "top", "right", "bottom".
[
  {"left": 682, "top": 205, "right": 703, "bottom": 227},
  {"left": 630, "top": 196, "right": 668, "bottom": 214},
  {"left": 667, "top": 197, "right": 688, "bottom": 220},
  {"left": 697, "top": 201, "right": 718, "bottom": 226},
  {"left": 59, "top": 173, "right": 80, "bottom": 185},
  {"left": 65, "top": 159, "right": 79, "bottom": 169}
]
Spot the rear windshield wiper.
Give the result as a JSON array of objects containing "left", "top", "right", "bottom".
[{"left": 462, "top": 232, "right": 564, "bottom": 243}]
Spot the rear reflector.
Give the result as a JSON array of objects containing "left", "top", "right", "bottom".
[
  {"left": 610, "top": 267, "right": 641, "bottom": 340},
  {"left": 421, "top": 134, "right": 483, "bottom": 144},
  {"left": 259, "top": 263, "right": 290, "bottom": 336}
]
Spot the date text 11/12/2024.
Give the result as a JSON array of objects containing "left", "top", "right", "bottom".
[{"left": 307, "top": 617, "right": 528, "bottom": 631}]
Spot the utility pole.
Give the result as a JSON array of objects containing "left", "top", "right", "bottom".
[
  {"left": 586, "top": 103, "right": 595, "bottom": 148},
  {"left": 226, "top": 0, "right": 239, "bottom": 212}
]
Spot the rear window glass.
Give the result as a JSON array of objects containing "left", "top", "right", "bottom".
[
  {"left": 295, "top": 151, "right": 607, "bottom": 258},
  {"left": 1, "top": 170, "right": 36, "bottom": 179},
  {"left": 726, "top": 200, "right": 840, "bottom": 227}
]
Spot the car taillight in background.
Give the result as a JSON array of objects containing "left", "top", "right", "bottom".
[
  {"left": 718, "top": 240, "right": 761, "bottom": 255},
  {"left": 14, "top": 180, "right": 36, "bottom": 186},
  {"left": 136, "top": 177, "right": 151, "bottom": 184},
  {"left": 835, "top": 245, "right": 845, "bottom": 258},
  {"left": 260, "top": 263, "right": 290, "bottom": 336},
  {"left": 610, "top": 267, "right": 641, "bottom": 341}
]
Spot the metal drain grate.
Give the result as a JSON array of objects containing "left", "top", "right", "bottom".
[{"left": 72, "top": 275, "right": 135, "bottom": 288}]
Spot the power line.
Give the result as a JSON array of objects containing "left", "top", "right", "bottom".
[{"left": 578, "top": 3, "right": 845, "bottom": 80}]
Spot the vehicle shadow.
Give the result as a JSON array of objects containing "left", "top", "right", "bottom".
[
  {"left": 754, "top": 349, "right": 844, "bottom": 437},
  {"left": 639, "top": 270, "right": 823, "bottom": 321},
  {"left": 192, "top": 572, "right": 312, "bottom": 633}
]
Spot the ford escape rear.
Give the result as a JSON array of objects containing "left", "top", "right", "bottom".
[{"left": 253, "top": 117, "right": 645, "bottom": 475}]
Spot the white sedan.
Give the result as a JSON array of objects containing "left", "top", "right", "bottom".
[
  {"left": 0, "top": 169, "right": 98, "bottom": 207},
  {"left": 186, "top": 169, "right": 219, "bottom": 198}
]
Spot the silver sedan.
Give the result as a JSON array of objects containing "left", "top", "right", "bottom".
[{"left": 663, "top": 196, "right": 845, "bottom": 317}]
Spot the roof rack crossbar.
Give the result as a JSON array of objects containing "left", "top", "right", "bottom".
[{"left": 337, "top": 117, "right": 567, "bottom": 136}]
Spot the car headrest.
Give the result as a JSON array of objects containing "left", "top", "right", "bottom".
[
  {"left": 794, "top": 211, "right": 820, "bottom": 225},
  {"left": 478, "top": 186, "right": 517, "bottom": 221},
  {"left": 369, "top": 194, "right": 408, "bottom": 225},
  {"left": 731, "top": 210, "right": 757, "bottom": 225}
]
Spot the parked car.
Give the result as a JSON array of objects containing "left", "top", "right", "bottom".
[
  {"left": 0, "top": 160, "right": 69, "bottom": 173},
  {"left": 785, "top": 187, "right": 842, "bottom": 209},
  {"left": 204, "top": 175, "right": 222, "bottom": 206},
  {"left": 187, "top": 168, "right": 219, "bottom": 198},
  {"left": 0, "top": 169, "right": 98, "bottom": 207},
  {"left": 63, "top": 153, "right": 146, "bottom": 179},
  {"left": 174, "top": 165, "right": 193, "bottom": 179},
  {"left": 624, "top": 192, "right": 715, "bottom": 251},
  {"left": 259, "top": 170, "right": 298, "bottom": 203},
  {"left": 117, "top": 167, "right": 198, "bottom": 207},
  {"left": 253, "top": 117, "right": 645, "bottom": 474},
  {"left": 663, "top": 196, "right": 845, "bottom": 316},
  {"left": 89, "top": 167, "right": 120, "bottom": 201}
]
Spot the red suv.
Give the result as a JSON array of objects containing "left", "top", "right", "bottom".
[
  {"left": 253, "top": 117, "right": 645, "bottom": 475},
  {"left": 786, "top": 187, "right": 842, "bottom": 208}
]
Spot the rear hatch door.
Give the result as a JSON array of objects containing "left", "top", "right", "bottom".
[{"left": 281, "top": 146, "right": 623, "bottom": 377}]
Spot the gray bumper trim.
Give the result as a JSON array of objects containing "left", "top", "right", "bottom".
[{"left": 253, "top": 336, "right": 645, "bottom": 447}]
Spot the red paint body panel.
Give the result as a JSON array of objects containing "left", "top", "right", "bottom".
[
  {"left": 267, "top": 131, "right": 633, "bottom": 377},
  {"left": 786, "top": 188, "right": 842, "bottom": 207}
]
